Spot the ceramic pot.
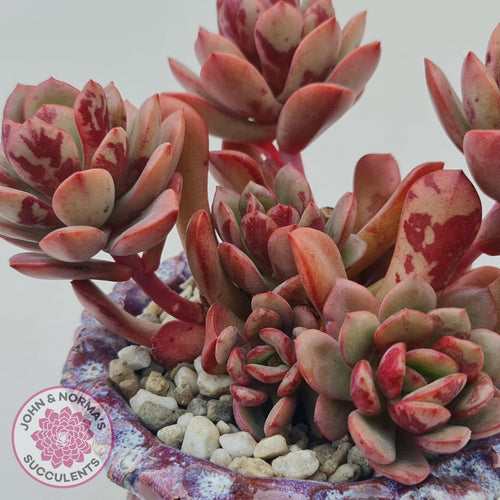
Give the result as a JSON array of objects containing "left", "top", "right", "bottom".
[{"left": 61, "top": 254, "right": 500, "bottom": 499}]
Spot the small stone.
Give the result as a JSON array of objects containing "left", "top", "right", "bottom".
[
  {"left": 138, "top": 401, "right": 182, "bottom": 432},
  {"left": 157, "top": 424, "right": 186, "bottom": 448},
  {"left": 272, "top": 450, "right": 319, "bottom": 479},
  {"left": 328, "top": 463, "right": 361, "bottom": 483},
  {"left": 186, "top": 397, "right": 208, "bottom": 416},
  {"left": 181, "top": 416, "right": 220, "bottom": 460},
  {"left": 312, "top": 443, "right": 337, "bottom": 465},
  {"left": 118, "top": 378, "right": 141, "bottom": 400},
  {"left": 118, "top": 345, "right": 152, "bottom": 370},
  {"left": 308, "top": 471, "right": 328, "bottom": 482},
  {"left": 173, "top": 366, "right": 199, "bottom": 394},
  {"left": 145, "top": 371, "right": 170, "bottom": 396},
  {"left": 129, "top": 389, "right": 178, "bottom": 414},
  {"left": 216, "top": 420, "right": 233, "bottom": 435},
  {"left": 140, "top": 359, "right": 166, "bottom": 377},
  {"left": 219, "top": 431, "right": 257, "bottom": 457},
  {"left": 254, "top": 435, "right": 289, "bottom": 460},
  {"left": 194, "top": 356, "right": 233, "bottom": 397},
  {"left": 219, "top": 394, "right": 233, "bottom": 405},
  {"left": 173, "top": 382, "right": 197, "bottom": 406},
  {"left": 228, "top": 457, "right": 275, "bottom": 478},
  {"left": 109, "top": 359, "right": 137, "bottom": 384},
  {"left": 347, "top": 446, "right": 373, "bottom": 478},
  {"left": 207, "top": 399, "right": 233, "bottom": 423},
  {"left": 210, "top": 448, "right": 233, "bottom": 468},
  {"left": 319, "top": 442, "right": 352, "bottom": 475},
  {"left": 177, "top": 412, "right": 194, "bottom": 428}
]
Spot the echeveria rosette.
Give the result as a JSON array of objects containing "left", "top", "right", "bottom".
[{"left": 168, "top": 0, "right": 381, "bottom": 158}]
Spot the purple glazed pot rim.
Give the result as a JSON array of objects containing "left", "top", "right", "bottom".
[{"left": 61, "top": 254, "right": 500, "bottom": 499}]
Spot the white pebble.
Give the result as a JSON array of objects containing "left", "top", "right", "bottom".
[
  {"left": 177, "top": 412, "right": 194, "bottom": 427},
  {"left": 216, "top": 420, "right": 233, "bottom": 435},
  {"left": 272, "top": 450, "right": 320, "bottom": 479},
  {"left": 157, "top": 424, "right": 185, "bottom": 448},
  {"left": 181, "top": 416, "right": 220, "bottom": 460},
  {"left": 173, "top": 366, "right": 199, "bottom": 394},
  {"left": 118, "top": 345, "right": 151, "bottom": 370},
  {"left": 129, "top": 389, "right": 178, "bottom": 414},
  {"left": 253, "top": 434, "right": 289, "bottom": 460},
  {"left": 210, "top": 448, "right": 233, "bottom": 468},
  {"left": 219, "top": 431, "right": 257, "bottom": 457}
]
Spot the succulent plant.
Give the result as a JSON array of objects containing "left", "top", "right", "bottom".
[{"left": 2, "top": 0, "right": 500, "bottom": 489}]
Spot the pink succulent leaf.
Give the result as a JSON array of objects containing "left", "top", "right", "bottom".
[
  {"left": 413, "top": 425, "right": 471, "bottom": 455},
  {"left": 230, "top": 384, "right": 269, "bottom": 406},
  {"left": 40, "top": 226, "right": 108, "bottom": 262},
  {"left": 277, "top": 362, "right": 302, "bottom": 397},
  {"left": 240, "top": 210, "right": 278, "bottom": 270},
  {"left": 2, "top": 83, "right": 34, "bottom": 127},
  {"left": 232, "top": 401, "right": 266, "bottom": 441},
  {"left": 151, "top": 321, "right": 205, "bottom": 368},
  {"left": 0, "top": 216, "right": 50, "bottom": 244},
  {"left": 213, "top": 199, "right": 244, "bottom": 248},
  {"left": 166, "top": 92, "right": 276, "bottom": 144},
  {"left": 200, "top": 53, "right": 282, "bottom": 123},
  {"left": 432, "top": 336, "right": 484, "bottom": 381},
  {"left": 241, "top": 181, "right": 276, "bottom": 213},
  {"left": 376, "top": 342, "right": 406, "bottom": 399},
  {"left": 351, "top": 359, "right": 382, "bottom": 417},
  {"left": 438, "top": 285, "right": 498, "bottom": 331},
  {"left": 259, "top": 327, "right": 295, "bottom": 366},
  {"left": 276, "top": 83, "right": 355, "bottom": 154},
  {"left": 109, "top": 143, "right": 175, "bottom": 226},
  {"left": 388, "top": 400, "right": 451, "bottom": 434},
  {"left": 474, "top": 202, "right": 500, "bottom": 255},
  {"left": 326, "top": 41, "right": 381, "bottom": 97},
  {"left": 0, "top": 148, "right": 28, "bottom": 190},
  {"left": 186, "top": 210, "right": 250, "bottom": 318},
  {"left": 461, "top": 51, "right": 500, "bottom": 129},
  {"left": 52, "top": 168, "right": 115, "bottom": 227},
  {"left": 314, "top": 395, "right": 353, "bottom": 442},
  {"left": 6, "top": 119, "right": 80, "bottom": 197},
  {"left": 71, "top": 279, "right": 159, "bottom": 346},
  {"left": 463, "top": 129, "right": 500, "bottom": 203},
  {"left": 448, "top": 371, "right": 494, "bottom": 418},
  {"left": 106, "top": 188, "right": 178, "bottom": 256},
  {"left": 195, "top": 27, "right": 246, "bottom": 66},
  {"left": 215, "top": 325, "right": 241, "bottom": 366},
  {"left": 324, "top": 191, "right": 356, "bottom": 249},
  {"left": 347, "top": 410, "right": 396, "bottom": 465},
  {"left": 323, "top": 278, "right": 379, "bottom": 340},
  {"left": 402, "top": 366, "right": 428, "bottom": 393},
  {"left": 268, "top": 224, "right": 299, "bottom": 282},
  {"left": 338, "top": 311, "right": 379, "bottom": 366},
  {"left": 302, "top": 0, "right": 335, "bottom": 36},
  {"left": 378, "top": 273, "right": 437, "bottom": 322},
  {"left": 218, "top": 0, "right": 265, "bottom": 65},
  {"left": 90, "top": 127, "right": 129, "bottom": 191},
  {"left": 486, "top": 23, "right": 500, "bottom": 85},
  {"left": 20, "top": 78, "right": 79, "bottom": 121},
  {"left": 278, "top": 16, "right": 340, "bottom": 102},
  {"left": 453, "top": 395, "right": 500, "bottom": 439},
  {"left": 242, "top": 192, "right": 265, "bottom": 215},
  {"left": 254, "top": 2, "right": 304, "bottom": 95},
  {"left": 169, "top": 59, "right": 213, "bottom": 101},
  {"left": 251, "top": 291, "right": 294, "bottom": 331},
  {"left": 374, "top": 309, "right": 434, "bottom": 353},
  {"left": 209, "top": 150, "right": 267, "bottom": 193},
  {"left": 272, "top": 274, "right": 308, "bottom": 305},
  {"left": 290, "top": 180, "right": 315, "bottom": 216},
  {"left": 426, "top": 307, "right": 472, "bottom": 345},
  {"left": 405, "top": 348, "right": 459, "bottom": 380},
  {"left": 267, "top": 203, "right": 300, "bottom": 227},
  {"left": 263, "top": 394, "right": 297, "bottom": 436},
  {"left": 289, "top": 227, "right": 346, "bottom": 313},
  {"left": 470, "top": 328, "right": 500, "bottom": 383},
  {"left": 336, "top": 11, "right": 366, "bottom": 62},
  {"left": 424, "top": 59, "right": 470, "bottom": 151},
  {"left": 368, "top": 432, "right": 430, "bottom": 486},
  {"left": 159, "top": 109, "right": 185, "bottom": 167},
  {"left": 295, "top": 329, "right": 352, "bottom": 400},
  {"left": 349, "top": 161, "right": 444, "bottom": 278},
  {"left": 339, "top": 234, "right": 367, "bottom": 270},
  {"left": 247, "top": 344, "right": 276, "bottom": 364},
  {"left": 292, "top": 304, "right": 319, "bottom": 330},
  {"left": 377, "top": 170, "right": 482, "bottom": 299},
  {"left": 104, "top": 83, "right": 127, "bottom": 130},
  {"left": 218, "top": 241, "right": 270, "bottom": 294},
  {"left": 274, "top": 164, "right": 307, "bottom": 206},
  {"left": 0, "top": 186, "right": 60, "bottom": 228},
  {"left": 9, "top": 252, "right": 132, "bottom": 281},
  {"left": 124, "top": 94, "right": 162, "bottom": 193},
  {"left": 353, "top": 154, "right": 401, "bottom": 232},
  {"left": 244, "top": 307, "right": 282, "bottom": 345},
  {"left": 74, "top": 80, "right": 110, "bottom": 170},
  {"left": 402, "top": 373, "right": 467, "bottom": 405},
  {"left": 246, "top": 363, "right": 289, "bottom": 384}
]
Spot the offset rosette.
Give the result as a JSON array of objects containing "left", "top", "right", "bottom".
[
  {"left": 0, "top": 78, "right": 183, "bottom": 279},
  {"left": 169, "top": 0, "right": 380, "bottom": 153}
]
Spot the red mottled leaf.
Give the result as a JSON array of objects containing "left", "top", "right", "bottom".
[
  {"left": 336, "top": 11, "right": 366, "bottom": 62},
  {"left": 244, "top": 307, "right": 282, "bottom": 345},
  {"left": 405, "top": 348, "right": 459, "bottom": 379},
  {"left": 455, "top": 396, "right": 500, "bottom": 439},
  {"left": 414, "top": 425, "right": 471, "bottom": 454},
  {"left": 245, "top": 363, "right": 289, "bottom": 384},
  {"left": 264, "top": 395, "right": 297, "bottom": 436},
  {"left": 448, "top": 371, "right": 494, "bottom": 418},
  {"left": 251, "top": 292, "right": 293, "bottom": 331},
  {"left": 376, "top": 342, "right": 406, "bottom": 399},
  {"left": 277, "top": 362, "right": 302, "bottom": 397},
  {"left": 433, "top": 336, "right": 484, "bottom": 381},
  {"left": 259, "top": 327, "right": 295, "bottom": 366},
  {"left": 324, "top": 192, "right": 356, "bottom": 249},
  {"left": 230, "top": 384, "right": 268, "bottom": 407},
  {"left": 389, "top": 400, "right": 451, "bottom": 434},
  {"left": 351, "top": 359, "right": 382, "bottom": 416},
  {"left": 402, "top": 373, "right": 467, "bottom": 405},
  {"left": 232, "top": 402, "right": 266, "bottom": 441},
  {"left": 314, "top": 395, "right": 353, "bottom": 442},
  {"left": 195, "top": 27, "right": 246, "bottom": 65},
  {"left": 240, "top": 210, "right": 278, "bottom": 270},
  {"left": 215, "top": 325, "right": 240, "bottom": 366}
]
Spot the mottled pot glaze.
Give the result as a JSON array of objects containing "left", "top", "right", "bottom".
[{"left": 62, "top": 254, "right": 500, "bottom": 499}]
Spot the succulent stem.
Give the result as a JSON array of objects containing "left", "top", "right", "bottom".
[{"left": 279, "top": 149, "right": 305, "bottom": 176}]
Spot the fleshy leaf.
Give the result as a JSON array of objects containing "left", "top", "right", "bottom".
[
  {"left": 402, "top": 373, "right": 467, "bottom": 405},
  {"left": 264, "top": 395, "right": 297, "bottom": 436},
  {"left": 351, "top": 359, "right": 382, "bottom": 416},
  {"left": 376, "top": 342, "right": 406, "bottom": 399},
  {"left": 414, "top": 425, "right": 471, "bottom": 454},
  {"left": 448, "top": 371, "right": 494, "bottom": 418},
  {"left": 338, "top": 311, "right": 379, "bottom": 366},
  {"left": 314, "top": 395, "right": 353, "bottom": 442},
  {"left": 388, "top": 400, "right": 451, "bottom": 434},
  {"left": 470, "top": 328, "right": 500, "bottom": 383}
]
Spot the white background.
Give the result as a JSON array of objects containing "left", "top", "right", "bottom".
[{"left": 2, "top": 1, "right": 500, "bottom": 498}]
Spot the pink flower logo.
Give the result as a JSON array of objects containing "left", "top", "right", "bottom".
[{"left": 30, "top": 406, "right": 94, "bottom": 469}]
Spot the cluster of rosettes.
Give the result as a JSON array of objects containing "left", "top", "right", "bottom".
[{"left": 295, "top": 273, "right": 500, "bottom": 484}]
